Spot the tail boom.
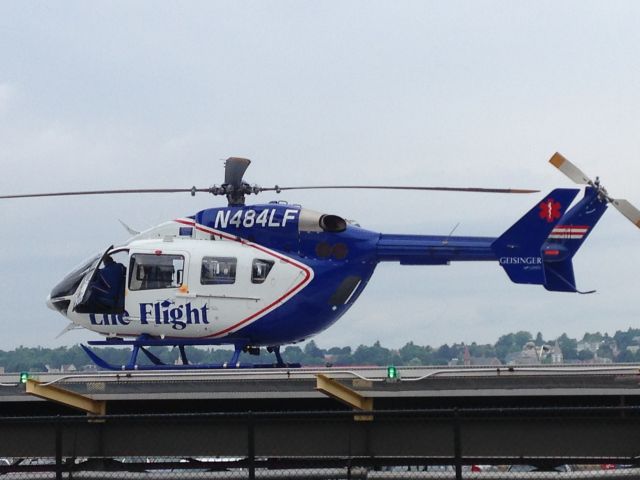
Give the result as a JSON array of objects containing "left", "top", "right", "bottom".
[
  {"left": 374, "top": 187, "right": 607, "bottom": 293},
  {"left": 376, "top": 234, "right": 495, "bottom": 265}
]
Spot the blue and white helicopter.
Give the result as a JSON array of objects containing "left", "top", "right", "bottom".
[{"left": 4, "top": 153, "right": 639, "bottom": 370}]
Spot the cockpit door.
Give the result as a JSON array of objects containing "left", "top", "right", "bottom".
[{"left": 73, "top": 245, "right": 128, "bottom": 314}]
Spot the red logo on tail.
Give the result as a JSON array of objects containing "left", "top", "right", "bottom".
[{"left": 539, "top": 199, "right": 562, "bottom": 223}]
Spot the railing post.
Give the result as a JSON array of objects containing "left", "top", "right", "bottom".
[
  {"left": 248, "top": 411, "right": 255, "bottom": 480},
  {"left": 453, "top": 408, "right": 462, "bottom": 480},
  {"left": 55, "top": 416, "right": 62, "bottom": 480}
]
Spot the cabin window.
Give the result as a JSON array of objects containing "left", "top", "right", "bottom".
[
  {"left": 252, "top": 259, "right": 275, "bottom": 284},
  {"left": 129, "top": 254, "right": 185, "bottom": 291},
  {"left": 201, "top": 257, "right": 237, "bottom": 285}
]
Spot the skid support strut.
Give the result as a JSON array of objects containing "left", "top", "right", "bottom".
[{"left": 81, "top": 337, "right": 301, "bottom": 370}]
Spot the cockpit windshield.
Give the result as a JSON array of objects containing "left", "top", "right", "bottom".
[{"left": 50, "top": 253, "right": 102, "bottom": 299}]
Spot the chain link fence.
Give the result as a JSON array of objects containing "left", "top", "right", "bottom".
[
  {"left": 1, "top": 407, "right": 639, "bottom": 479},
  {"left": 1, "top": 461, "right": 639, "bottom": 479}
]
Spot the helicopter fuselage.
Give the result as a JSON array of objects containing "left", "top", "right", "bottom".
[
  {"left": 48, "top": 204, "right": 372, "bottom": 347},
  {"left": 49, "top": 186, "right": 607, "bottom": 352},
  {"left": 31, "top": 153, "right": 639, "bottom": 369}
]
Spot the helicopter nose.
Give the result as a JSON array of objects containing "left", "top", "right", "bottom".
[
  {"left": 46, "top": 294, "right": 55, "bottom": 311},
  {"left": 47, "top": 293, "right": 71, "bottom": 315}
]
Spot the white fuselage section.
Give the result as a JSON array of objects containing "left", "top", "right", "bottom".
[{"left": 64, "top": 220, "right": 314, "bottom": 340}]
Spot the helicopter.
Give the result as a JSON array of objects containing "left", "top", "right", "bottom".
[{"left": 3, "top": 153, "right": 639, "bottom": 370}]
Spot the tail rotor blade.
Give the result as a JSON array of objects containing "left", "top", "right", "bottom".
[
  {"left": 549, "top": 152, "right": 593, "bottom": 185},
  {"left": 548, "top": 152, "right": 640, "bottom": 230},
  {"left": 611, "top": 199, "right": 640, "bottom": 228}
]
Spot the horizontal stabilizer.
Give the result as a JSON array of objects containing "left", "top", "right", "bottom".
[
  {"left": 543, "top": 260, "right": 596, "bottom": 294},
  {"left": 543, "top": 260, "right": 577, "bottom": 293}
]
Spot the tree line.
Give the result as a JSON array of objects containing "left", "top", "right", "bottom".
[{"left": 2, "top": 328, "right": 640, "bottom": 372}]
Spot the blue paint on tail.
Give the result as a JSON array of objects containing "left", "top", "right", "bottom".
[
  {"left": 541, "top": 186, "right": 608, "bottom": 292},
  {"left": 492, "top": 188, "right": 580, "bottom": 285}
]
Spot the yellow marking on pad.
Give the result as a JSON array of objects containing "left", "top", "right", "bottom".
[
  {"left": 316, "top": 374, "right": 373, "bottom": 421},
  {"left": 26, "top": 379, "right": 106, "bottom": 416}
]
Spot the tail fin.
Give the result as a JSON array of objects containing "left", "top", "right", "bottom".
[
  {"left": 541, "top": 186, "right": 608, "bottom": 292},
  {"left": 492, "top": 188, "right": 580, "bottom": 285}
]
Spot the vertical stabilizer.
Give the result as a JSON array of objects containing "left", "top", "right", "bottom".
[
  {"left": 492, "top": 188, "right": 580, "bottom": 285},
  {"left": 541, "top": 186, "right": 608, "bottom": 292}
]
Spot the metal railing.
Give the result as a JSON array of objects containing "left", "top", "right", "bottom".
[{"left": 1, "top": 406, "right": 639, "bottom": 479}]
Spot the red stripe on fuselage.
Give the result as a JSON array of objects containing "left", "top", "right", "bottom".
[{"left": 174, "top": 219, "right": 313, "bottom": 338}]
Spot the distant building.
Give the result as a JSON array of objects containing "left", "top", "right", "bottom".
[
  {"left": 468, "top": 357, "right": 502, "bottom": 366},
  {"left": 455, "top": 345, "right": 501, "bottom": 366},
  {"left": 550, "top": 340, "right": 563, "bottom": 364},
  {"left": 463, "top": 346, "right": 471, "bottom": 366},
  {"left": 506, "top": 340, "right": 566, "bottom": 365},
  {"left": 593, "top": 355, "right": 613, "bottom": 364},
  {"left": 45, "top": 364, "right": 77, "bottom": 373},
  {"left": 506, "top": 342, "right": 541, "bottom": 365},
  {"left": 506, "top": 353, "right": 536, "bottom": 365},
  {"left": 577, "top": 340, "right": 601, "bottom": 353}
]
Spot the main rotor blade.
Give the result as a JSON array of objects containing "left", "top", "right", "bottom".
[
  {"left": 260, "top": 185, "right": 539, "bottom": 194},
  {"left": 224, "top": 157, "right": 251, "bottom": 186},
  {"left": 0, "top": 188, "right": 211, "bottom": 199},
  {"left": 611, "top": 199, "right": 640, "bottom": 228},
  {"left": 549, "top": 152, "right": 593, "bottom": 184}
]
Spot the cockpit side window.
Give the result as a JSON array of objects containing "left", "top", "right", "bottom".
[
  {"left": 251, "top": 259, "right": 274, "bottom": 284},
  {"left": 201, "top": 257, "right": 237, "bottom": 285},
  {"left": 129, "top": 254, "right": 185, "bottom": 291}
]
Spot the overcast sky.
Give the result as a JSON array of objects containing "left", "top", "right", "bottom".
[{"left": 1, "top": 1, "right": 639, "bottom": 353}]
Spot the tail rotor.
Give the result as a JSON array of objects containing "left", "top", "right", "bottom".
[{"left": 549, "top": 152, "right": 640, "bottom": 229}]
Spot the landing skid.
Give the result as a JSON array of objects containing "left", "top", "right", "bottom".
[{"left": 81, "top": 336, "right": 301, "bottom": 371}]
